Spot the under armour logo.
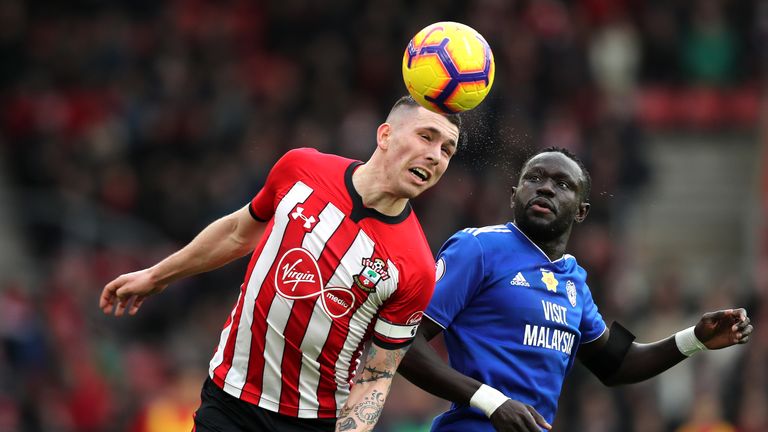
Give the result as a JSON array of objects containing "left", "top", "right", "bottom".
[{"left": 291, "top": 206, "right": 316, "bottom": 229}]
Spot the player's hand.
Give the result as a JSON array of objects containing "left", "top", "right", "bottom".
[
  {"left": 99, "top": 268, "right": 167, "bottom": 317},
  {"left": 489, "top": 399, "right": 552, "bottom": 432},
  {"left": 694, "top": 308, "right": 753, "bottom": 349}
]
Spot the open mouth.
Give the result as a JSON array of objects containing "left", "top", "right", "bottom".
[{"left": 409, "top": 167, "right": 430, "bottom": 182}]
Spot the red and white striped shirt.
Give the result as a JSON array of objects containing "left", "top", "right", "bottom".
[{"left": 208, "top": 148, "right": 435, "bottom": 419}]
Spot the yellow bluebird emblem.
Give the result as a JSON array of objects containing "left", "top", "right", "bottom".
[{"left": 541, "top": 270, "right": 558, "bottom": 293}]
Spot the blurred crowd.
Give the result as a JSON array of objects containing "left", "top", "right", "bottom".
[{"left": 0, "top": 0, "right": 766, "bottom": 431}]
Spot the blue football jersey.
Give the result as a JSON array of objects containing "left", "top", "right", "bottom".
[{"left": 425, "top": 223, "right": 607, "bottom": 431}]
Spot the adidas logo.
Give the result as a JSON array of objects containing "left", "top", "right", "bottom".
[{"left": 510, "top": 272, "right": 530, "bottom": 287}]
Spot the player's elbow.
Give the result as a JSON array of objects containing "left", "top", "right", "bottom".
[{"left": 227, "top": 219, "right": 261, "bottom": 255}]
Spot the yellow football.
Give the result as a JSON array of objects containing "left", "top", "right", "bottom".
[{"left": 402, "top": 21, "right": 495, "bottom": 113}]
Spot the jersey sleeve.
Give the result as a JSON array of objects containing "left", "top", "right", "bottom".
[
  {"left": 579, "top": 283, "right": 607, "bottom": 344},
  {"left": 372, "top": 266, "right": 435, "bottom": 350},
  {"left": 250, "top": 148, "right": 317, "bottom": 221},
  {"left": 424, "top": 230, "right": 484, "bottom": 330}
]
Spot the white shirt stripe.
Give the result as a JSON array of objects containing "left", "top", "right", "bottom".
[
  {"left": 209, "top": 288, "right": 244, "bottom": 373},
  {"left": 302, "top": 203, "right": 345, "bottom": 260},
  {"left": 334, "top": 298, "right": 378, "bottom": 410},
  {"left": 222, "top": 182, "right": 313, "bottom": 396},
  {"left": 319, "top": 230, "right": 375, "bottom": 409},
  {"left": 259, "top": 203, "right": 348, "bottom": 412},
  {"left": 260, "top": 294, "right": 293, "bottom": 409},
  {"left": 334, "top": 258, "right": 400, "bottom": 411},
  {"left": 297, "top": 300, "right": 333, "bottom": 415},
  {"left": 276, "top": 203, "right": 344, "bottom": 417},
  {"left": 295, "top": 229, "right": 376, "bottom": 414}
]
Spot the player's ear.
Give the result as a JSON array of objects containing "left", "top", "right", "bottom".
[
  {"left": 376, "top": 123, "right": 392, "bottom": 150},
  {"left": 509, "top": 187, "right": 517, "bottom": 209},
  {"left": 575, "top": 201, "right": 590, "bottom": 223}
]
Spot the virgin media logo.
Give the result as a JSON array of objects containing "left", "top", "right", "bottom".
[{"left": 275, "top": 248, "right": 355, "bottom": 319}]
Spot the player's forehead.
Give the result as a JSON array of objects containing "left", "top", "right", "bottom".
[
  {"left": 406, "top": 106, "right": 460, "bottom": 144},
  {"left": 523, "top": 152, "right": 582, "bottom": 180}
]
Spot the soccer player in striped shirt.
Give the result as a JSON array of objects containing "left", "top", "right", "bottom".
[
  {"left": 99, "top": 96, "right": 461, "bottom": 432},
  {"left": 398, "top": 147, "right": 754, "bottom": 432}
]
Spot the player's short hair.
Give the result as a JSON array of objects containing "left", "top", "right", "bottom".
[
  {"left": 389, "top": 95, "right": 463, "bottom": 139},
  {"left": 522, "top": 146, "right": 592, "bottom": 202}
]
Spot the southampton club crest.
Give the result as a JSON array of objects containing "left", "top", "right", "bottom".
[{"left": 353, "top": 257, "right": 390, "bottom": 293}]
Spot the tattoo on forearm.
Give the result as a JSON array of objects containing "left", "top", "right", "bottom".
[
  {"left": 336, "top": 346, "right": 408, "bottom": 430},
  {"left": 339, "top": 405, "right": 352, "bottom": 418},
  {"left": 353, "top": 389, "right": 386, "bottom": 425},
  {"left": 355, "top": 346, "right": 405, "bottom": 385},
  {"left": 356, "top": 366, "right": 394, "bottom": 383},
  {"left": 336, "top": 389, "right": 387, "bottom": 431},
  {"left": 338, "top": 417, "right": 356, "bottom": 431}
]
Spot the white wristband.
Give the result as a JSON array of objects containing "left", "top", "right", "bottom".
[
  {"left": 470, "top": 384, "right": 509, "bottom": 418},
  {"left": 675, "top": 326, "right": 707, "bottom": 357}
]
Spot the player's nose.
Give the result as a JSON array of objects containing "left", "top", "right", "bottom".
[
  {"left": 536, "top": 178, "right": 556, "bottom": 196},
  {"left": 424, "top": 144, "right": 441, "bottom": 164}
]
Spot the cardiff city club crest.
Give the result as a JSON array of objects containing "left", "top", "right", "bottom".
[
  {"left": 353, "top": 257, "right": 390, "bottom": 293},
  {"left": 566, "top": 280, "right": 577, "bottom": 307}
]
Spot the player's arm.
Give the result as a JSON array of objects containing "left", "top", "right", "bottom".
[
  {"left": 335, "top": 343, "right": 408, "bottom": 432},
  {"left": 398, "top": 317, "right": 551, "bottom": 432},
  {"left": 99, "top": 204, "right": 266, "bottom": 316},
  {"left": 397, "top": 317, "right": 477, "bottom": 403},
  {"left": 578, "top": 308, "right": 753, "bottom": 386}
]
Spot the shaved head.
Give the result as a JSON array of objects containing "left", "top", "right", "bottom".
[
  {"left": 387, "top": 96, "right": 462, "bottom": 134},
  {"left": 386, "top": 103, "right": 413, "bottom": 125}
]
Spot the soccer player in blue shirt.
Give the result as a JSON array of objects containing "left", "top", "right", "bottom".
[{"left": 398, "top": 147, "right": 753, "bottom": 432}]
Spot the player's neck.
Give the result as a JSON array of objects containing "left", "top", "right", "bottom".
[
  {"left": 516, "top": 222, "right": 572, "bottom": 261},
  {"left": 536, "top": 238, "right": 568, "bottom": 261},
  {"left": 351, "top": 164, "right": 409, "bottom": 216}
]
